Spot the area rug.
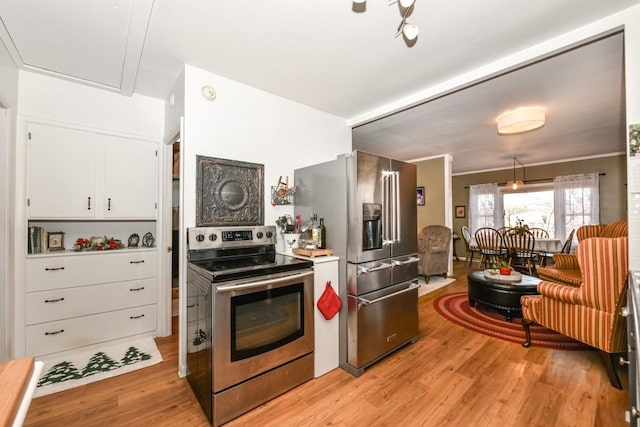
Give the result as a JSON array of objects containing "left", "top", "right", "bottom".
[
  {"left": 433, "top": 292, "right": 591, "bottom": 350},
  {"left": 418, "top": 276, "right": 455, "bottom": 297},
  {"left": 34, "top": 336, "right": 163, "bottom": 397}
]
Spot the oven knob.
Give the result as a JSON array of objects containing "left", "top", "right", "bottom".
[
  {"left": 195, "top": 234, "right": 205, "bottom": 242},
  {"left": 209, "top": 233, "right": 217, "bottom": 241},
  {"left": 265, "top": 231, "right": 273, "bottom": 238},
  {"left": 256, "top": 231, "right": 264, "bottom": 239}
]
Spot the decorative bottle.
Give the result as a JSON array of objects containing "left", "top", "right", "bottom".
[{"left": 318, "top": 217, "right": 327, "bottom": 249}]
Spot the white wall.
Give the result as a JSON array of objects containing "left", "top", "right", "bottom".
[
  {"left": 0, "top": 39, "right": 19, "bottom": 361},
  {"left": 11, "top": 71, "right": 165, "bottom": 358},
  {"left": 175, "top": 64, "right": 351, "bottom": 375}
]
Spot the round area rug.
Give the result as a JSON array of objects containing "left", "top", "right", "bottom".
[{"left": 434, "top": 292, "right": 591, "bottom": 350}]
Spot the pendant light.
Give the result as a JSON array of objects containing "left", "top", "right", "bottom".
[{"left": 506, "top": 157, "right": 526, "bottom": 191}]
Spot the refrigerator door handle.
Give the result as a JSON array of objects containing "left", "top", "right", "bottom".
[
  {"left": 357, "top": 262, "right": 393, "bottom": 275},
  {"left": 392, "top": 257, "right": 419, "bottom": 266},
  {"left": 355, "top": 281, "right": 420, "bottom": 309},
  {"left": 383, "top": 170, "right": 394, "bottom": 245},
  {"left": 393, "top": 170, "right": 401, "bottom": 243}
]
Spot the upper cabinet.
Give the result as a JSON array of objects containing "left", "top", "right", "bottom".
[{"left": 27, "top": 123, "right": 158, "bottom": 220}]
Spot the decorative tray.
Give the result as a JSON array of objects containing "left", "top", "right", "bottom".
[
  {"left": 483, "top": 269, "right": 523, "bottom": 282},
  {"left": 292, "top": 248, "right": 333, "bottom": 257}
]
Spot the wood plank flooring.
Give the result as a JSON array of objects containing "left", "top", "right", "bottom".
[{"left": 24, "top": 261, "right": 630, "bottom": 426}]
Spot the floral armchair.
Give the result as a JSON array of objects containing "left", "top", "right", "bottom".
[
  {"left": 520, "top": 236, "right": 628, "bottom": 389},
  {"left": 417, "top": 225, "right": 451, "bottom": 283}
]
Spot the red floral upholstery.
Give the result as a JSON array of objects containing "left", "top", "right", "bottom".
[{"left": 521, "top": 236, "right": 628, "bottom": 353}]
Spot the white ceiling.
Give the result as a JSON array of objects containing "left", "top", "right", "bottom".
[{"left": 0, "top": 0, "right": 637, "bottom": 173}]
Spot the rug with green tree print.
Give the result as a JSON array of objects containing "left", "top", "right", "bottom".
[{"left": 34, "top": 337, "right": 162, "bottom": 397}]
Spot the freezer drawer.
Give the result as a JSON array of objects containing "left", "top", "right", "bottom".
[
  {"left": 346, "top": 281, "right": 419, "bottom": 372},
  {"left": 347, "top": 260, "right": 393, "bottom": 295},
  {"left": 391, "top": 254, "right": 419, "bottom": 285}
]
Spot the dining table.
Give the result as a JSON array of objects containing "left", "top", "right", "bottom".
[{"left": 533, "top": 238, "right": 563, "bottom": 254}]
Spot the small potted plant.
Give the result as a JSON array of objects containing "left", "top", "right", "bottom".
[{"left": 492, "top": 260, "right": 512, "bottom": 275}]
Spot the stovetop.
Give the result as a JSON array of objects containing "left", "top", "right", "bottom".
[{"left": 187, "top": 225, "right": 312, "bottom": 283}]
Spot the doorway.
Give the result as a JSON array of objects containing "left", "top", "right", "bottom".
[{"left": 171, "top": 140, "right": 180, "bottom": 320}]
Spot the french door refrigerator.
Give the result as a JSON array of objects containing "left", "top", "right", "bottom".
[{"left": 294, "top": 150, "right": 419, "bottom": 377}]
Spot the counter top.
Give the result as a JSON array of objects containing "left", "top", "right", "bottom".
[{"left": 0, "top": 357, "right": 34, "bottom": 426}]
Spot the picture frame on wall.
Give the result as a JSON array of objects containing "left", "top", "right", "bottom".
[
  {"left": 455, "top": 205, "right": 466, "bottom": 218},
  {"left": 416, "top": 187, "right": 425, "bottom": 206}
]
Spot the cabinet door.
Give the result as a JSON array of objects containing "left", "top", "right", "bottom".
[
  {"left": 101, "top": 135, "right": 157, "bottom": 219},
  {"left": 28, "top": 123, "right": 96, "bottom": 218}
]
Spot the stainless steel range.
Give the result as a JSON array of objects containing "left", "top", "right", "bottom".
[{"left": 186, "top": 225, "right": 314, "bottom": 426}]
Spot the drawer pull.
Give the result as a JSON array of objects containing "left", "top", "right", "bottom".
[
  {"left": 44, "top": 297, "right": 65, "bottom": 303},
  {"left": 130, "top": 314, "right": 145, "bottom": 319},
  {"left": 130, "top": 260, "right": 145, "bottom": 264},
  {"left": 187, "top": 304, "right": 195, "bottom": 308},
  {"left": 107, "top": 197, "right": 111, "bottom": 211},
  {"left": 45, "top": 329, "right": 65, "bottom": 336},
  {"left": 45, "top": 267, "right": 65, "bottom": 271},
  {"left": 130, "top": 286, "right": 145, "bottom": 292},
  {"left": 87, "top": 196, "right": 91, "bottom": 210}
]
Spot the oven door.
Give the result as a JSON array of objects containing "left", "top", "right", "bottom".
[{"left": 212, "top": 269, "right": 314, "bottom": 392}]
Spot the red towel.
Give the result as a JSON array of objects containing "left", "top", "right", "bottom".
[{"left": 317, "top": 281, "right": 341, "bottom": 320}]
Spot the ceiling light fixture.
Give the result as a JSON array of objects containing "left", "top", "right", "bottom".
[
  {"left": 496, "top": 106, "right": 545, "bottom": 134},
  {"left": 353, "top": 0, "right": 419, "bottom": 43},
  {"left": 506, "top": 157, "right": 526, "bottom": 191}
]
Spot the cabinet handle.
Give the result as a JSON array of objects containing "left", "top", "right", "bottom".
[
  {"left": 130, "top": 287, "right": 145, "bottom": 292},
  {"left": 108, "top": 197, "right": 111, "bottom": 211},
  {"left": 45, "top": 267, "right": 65, "bottom": 271},
  {"left": 130, "top": 260, "right": 145, "bottom": 264},
  {"left": 45, "top": 329, "right": 65, "bottom": 336},
  {"left": 88, "top": 196, "right": 91, "bottom": 210},
  {"left": 187, "top": 304, "right": 195, "bottom": 308},
  {"left": 130, "top": 314, "right": 145, "bottom": 319},
  {"left": 44, "top": 297, "right": 65, "bottom": 303}
]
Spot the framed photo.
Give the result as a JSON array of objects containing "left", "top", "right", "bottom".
[
  {"left": 48, "top": 231, "right": 65, "bottom": 251},
  {"left": 455, "top": 205, "right": 466, "bottom": 218},
  {"left": 416, "top": 187, "right": 425, "bottom": 206}
]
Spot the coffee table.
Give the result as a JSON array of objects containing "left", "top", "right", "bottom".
[{"left": 467, "top": 270, "right": 541, "bottom": 322}]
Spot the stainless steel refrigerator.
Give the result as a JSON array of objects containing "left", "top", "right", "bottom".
[{"left": 294, "top": 150, "right": 419, "bottom": 377}]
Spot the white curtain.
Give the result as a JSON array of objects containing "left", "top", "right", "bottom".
[
  {"left": 553, "top": 173, "right": 599, "bottom": 241},
  {"left": 469, "top": 183, "right": 503, "bottom": 234}
]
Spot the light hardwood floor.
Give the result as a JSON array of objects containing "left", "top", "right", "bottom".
[{"left": 25, "top": 261, "right": 630, "bottom": 426}]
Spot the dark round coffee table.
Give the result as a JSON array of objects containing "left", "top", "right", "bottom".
[{"left": 467, "top": 270, "right": 541, "bottom": 322}]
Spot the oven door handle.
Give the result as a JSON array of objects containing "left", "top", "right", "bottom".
[
  {"left": 356, "top": 281, "right": 420, "bottom": 309},
  {"left": 216, "top": 270, "right": 314, "bottom": 293}
]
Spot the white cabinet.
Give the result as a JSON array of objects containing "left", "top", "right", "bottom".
[
  {"left": 27, "top": 123, "right": 97, "bottom": 218},
  {"left": 27, "top": 123, "right": 157, "bottom": 220},
  {"left": 24, "top": 251, "right": 158, "bottom": 357},
  {"left": 102, "top": 134, "right": 157, "bottom": 219}
]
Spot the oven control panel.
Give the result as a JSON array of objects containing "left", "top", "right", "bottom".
[{"left": 187, "top": 226, "right": 277, "bottom": 250}]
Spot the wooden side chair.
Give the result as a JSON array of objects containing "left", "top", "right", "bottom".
[
  {"left": 460, "top": 226, "right": 479, "bottom": 267},
  {"left": 520, "top": 236, "right": 629, "bottom": 389},
  {"left": 474, "top": 227, "right": 504, "bottom": 269},
  {"left": 502, "top": 229, "right": 537, "bottom": 276},
  {"left": 529, "top": 227, "right": 550, "bottom": 238}
]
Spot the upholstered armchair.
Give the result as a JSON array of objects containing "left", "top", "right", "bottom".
[
  {"left": 520, "top": 236, "right": 628, "bottom": 389},
  {"left": 537, "top": 220, "right": 627, "bottom": 287},
  {"left": 417, "top": 225, "right": 451, "bottom": 283}
]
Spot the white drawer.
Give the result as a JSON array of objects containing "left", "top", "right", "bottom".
[
  {"left": 26, "top": 278, "right": 157, "bottom": 325},
  {"left": 26, "top": 251, "right": 157, "bottom": 292},
  {"left": 26, "top": 304, "right": 157, "bottom": 357}
]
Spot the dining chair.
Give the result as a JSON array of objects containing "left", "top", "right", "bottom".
[
  {"left": 529, "top": 228, "right": 550, "bottom": 238},
  {"left": 496, "top": 226, "right": 511, "bottom": 237},
  {"left": 539, "top": 228, "right": 576, "bottom": 267},
  {"left": 474, "top": 227, "right": 504, "bottom": 269},
  {"left": 503, "top": 228, "right": 537, "bottom": 276},
  {"left": 461, "top": 226, "right": 479, "bottom": 267}
]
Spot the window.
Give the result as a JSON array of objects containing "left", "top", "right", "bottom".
[
  {"left": 502, "top": 185, "right": 555, "bottom": 237},
  {"left": 468, "top": 183, "right": 502, "bottom": 233}
]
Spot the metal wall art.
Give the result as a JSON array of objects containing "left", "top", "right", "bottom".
[{"left": 196, "top": 156, "right": 264, "bottom": 226}]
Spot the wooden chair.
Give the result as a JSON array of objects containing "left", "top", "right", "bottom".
[
  {"left": 460, "top": 226, "right": 479, "bottom": 266},
  {"left": 474, "top": 227, "right": 504, "bottom": 269},
  {"left": 520, "top": 236, "right": 629, "bottom": 389},
  {"left": 502, "top": 229, "right": 537, "bottom": 276},
  {"left": 528, "top": 227, "right": 550, "bottom": 238},
  {"left": 539, "top": 228, "right": 575, "bottom": 267}
]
